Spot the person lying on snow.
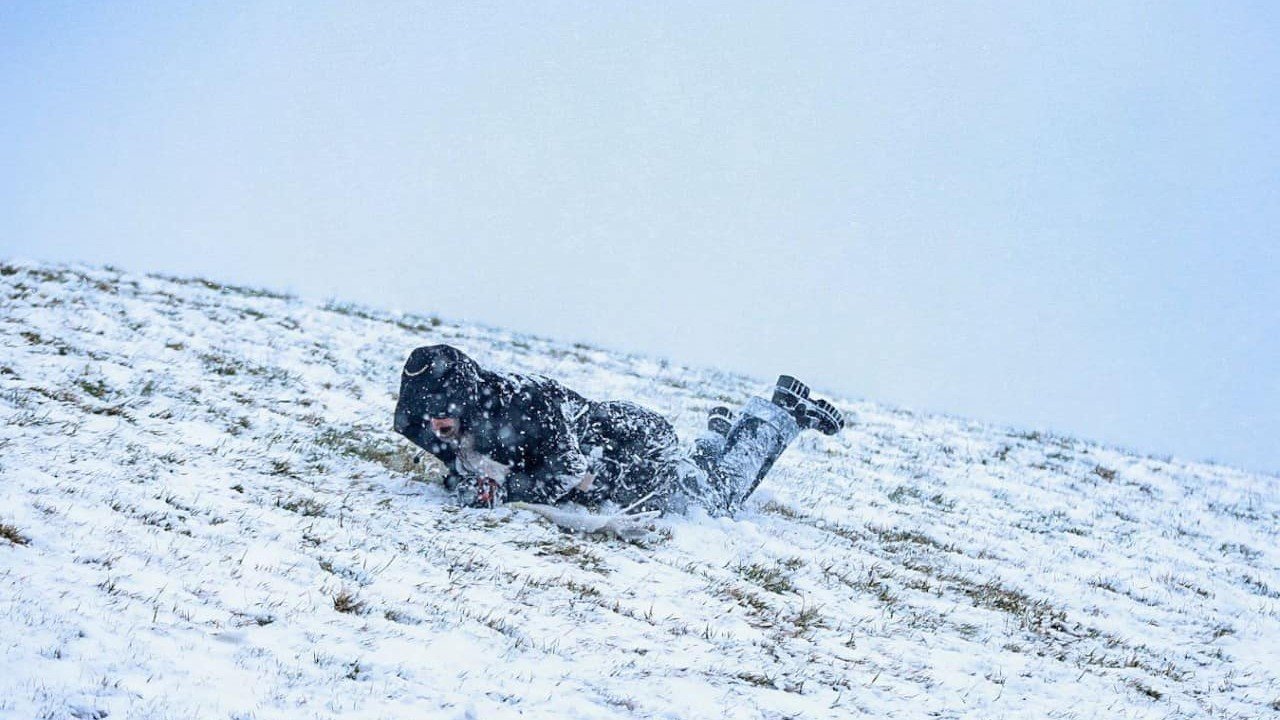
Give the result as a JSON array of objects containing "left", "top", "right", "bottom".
[{"left": 392, "top": 344, "right": 844, "bottom": 517}]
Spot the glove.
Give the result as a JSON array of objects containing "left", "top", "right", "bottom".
[{"left": 472, "top": 476, "right": 505, "bottom": 509}]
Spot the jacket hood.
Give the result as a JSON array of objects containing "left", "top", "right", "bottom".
[{"left": 401, "top": 344, "right": 484, "bottom": 418}]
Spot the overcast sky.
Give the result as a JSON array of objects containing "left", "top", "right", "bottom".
[{"left": 3, "top": 2, "right": 1277, "bottom": 472}]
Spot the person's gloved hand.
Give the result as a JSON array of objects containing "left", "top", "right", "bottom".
[{"left": 472, "top": 477, "right": 504, "bottom": 508}]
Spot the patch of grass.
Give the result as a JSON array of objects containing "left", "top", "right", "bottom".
[
  {"left": 1092, "top": 465, "right": 1117, "bottom": 481},
  {"left": 383, "top": 608, "right": 421, "bottom": 625},
  {"left": 1242, "top": 574, "right": 1280, "bottom": 599},
  {"left": 760, "top": 501, "right": 805, "bottom": 520},
  {"left": 561, "top": 579, "right": 601, "bottom": 598},
  {"left": 791, "top": 599, "right": 827, "bottom": 636},
  {"left": 1089, "top": 575, "right": 1122, "bottom": 593},
  {"left": 823, "top": 562, "right": 899, "bottom": 605},
  {"left": 231, "top": 611, "right": 276, "bottom": 627},
  {"left": 888, "top": 485, "right": 923, "bottom": 503},
  {"left": 734, "top": 562, "right": 797, "bottom": 595},
  {"left": 0, "top": 522, "right": 30, "bottom": 546},
  {"left": 1219, "top": 542, "right": 1262, "bottom": 561},
  {"left": 152, "top": 272, "right": 292, "bottom": 300},
  {"left": 323, "top": 300, "right": 387, "bottom": 323},
  {"left": 198, "top": 351, "right": 297, "bottom": 386},
  {"left": 459, "top": 607, "right": 524, "bottom": 643},
  {"left": 718, "top": 583, "right": 771, "bottom": 616},
  {"left": 531, "top": 539, "right": 609, "bottom": 574},
  {"left": 26, "top": 267, "right": 71, "bottom": 283},
  {"left": 1157, "top": 572, "right": 1213, "bottom": 598},
  {"left": 315, "top": 426, "right": 417, "bottom": 474},
  {"left": 1207, "top": 500, "right": 1266, "bottom": 522},
  {"left": 18, "top": 330, "right": 72, "bottom": 356},
  {"left": 602, "top": 695, "right": 639, "bottom": 712},
  {"left": 1130, "top": 680, "right": 1162, "bottom": 701},
  {"left": 659, "top": 375, "right": 691, "bottom": 390},
  {"left": 31, "top": 385, "right": 79, "bottom": 405},
  {"left": 10, "top": 409, "right": 56, "bottom": 427},
  {"left": 279, "top": 495, "right": 327, "bottom": 517},
  {"left": 200, "top": 352, "right": 242, "bottom": 376},
  {"left": 928, "top": 493, "right": 957, "bottom": 510},
  {"left": 332, "top": 589, "right": 366, "bottom": 615},
  {"left": 395, "top": 313, "right": 443, "bottom": 333},
  {"left": 963, "top": 579, "right": 1067, "bottom": 632},
  {"left": 868, "top": 524, "right": 957, "bottom": 552},
  {"left": 736, "top": 671, "right": 776, "bottom": 688}
]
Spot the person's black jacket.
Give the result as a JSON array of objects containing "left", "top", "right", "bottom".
[{"left": 393, "top": 345, "right": 678, "bottom": 507}]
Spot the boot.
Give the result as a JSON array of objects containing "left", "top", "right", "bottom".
[
  {"left": 802, "top": 398, "right": 845, "bottom": 436},
  {"left": 708, "top": 406, "right": 735, "bottom": 436},
  {"left": 772, "top": 375, "right": 844, "bottom": 436},
  {"left": 771, "top": 375, "right": 809, "bottom": 411}
]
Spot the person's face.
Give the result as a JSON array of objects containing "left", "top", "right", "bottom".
[{"left": 430, "top": 417, "right": 461, "bottom": 442}]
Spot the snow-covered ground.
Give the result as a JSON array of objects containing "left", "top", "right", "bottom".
[{"left": 1, "top": 261, "right": 1277, "bottom": 720}]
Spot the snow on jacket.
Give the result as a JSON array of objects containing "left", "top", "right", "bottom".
[{"left": 393, "top": 344, "right": 680, "bottom": 508}]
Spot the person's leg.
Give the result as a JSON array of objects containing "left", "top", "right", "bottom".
[
  {"left": 708, "top": 396, "right": 801, "bottom": 510},
  {"left": 665, "top": 396, "right": 803, "bottom": 516},
  {"left": 665, "top": 377, "right": 845, "bottom": 516},
  {"left": 690, "top": 406, "right": 734, "bottom": 473},
  {"left": 671, "top": 392, "right": 809, "bottom": 515}
]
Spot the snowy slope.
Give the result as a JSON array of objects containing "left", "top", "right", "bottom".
[{"left": 1, "top": 261, "right": 1277, "bottom": 720}]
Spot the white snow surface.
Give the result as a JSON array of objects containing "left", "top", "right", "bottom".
[{"left": 1, "top": 261, "right": 1277, "bottom": 720}]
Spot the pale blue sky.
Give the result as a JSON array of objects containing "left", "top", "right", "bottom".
[{"left": 3, "top": 2, "right": 1277, "bottom": 472}]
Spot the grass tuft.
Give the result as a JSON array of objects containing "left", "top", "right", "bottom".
[
  {"left": 279, "top": 495, "right": 327, "bottom": 517},
  {"left": 736, "top": 671, "right": 776, "bottom": 688},
  {"left": 734, "top": 562, "right": 797, "bottom": 595},
  {"left": 530, "top": 539, "right": 609, "bottom": 574},
  {"left": 332, "top": 589, "right": 367, "bottom": 615},
  {"left": 1, "top": 522, "right": 30, "bottom": 546}
]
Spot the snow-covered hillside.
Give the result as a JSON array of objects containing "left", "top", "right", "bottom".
[{"left": 2, "top": 261, "right": 1277, "bottom": 720}]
